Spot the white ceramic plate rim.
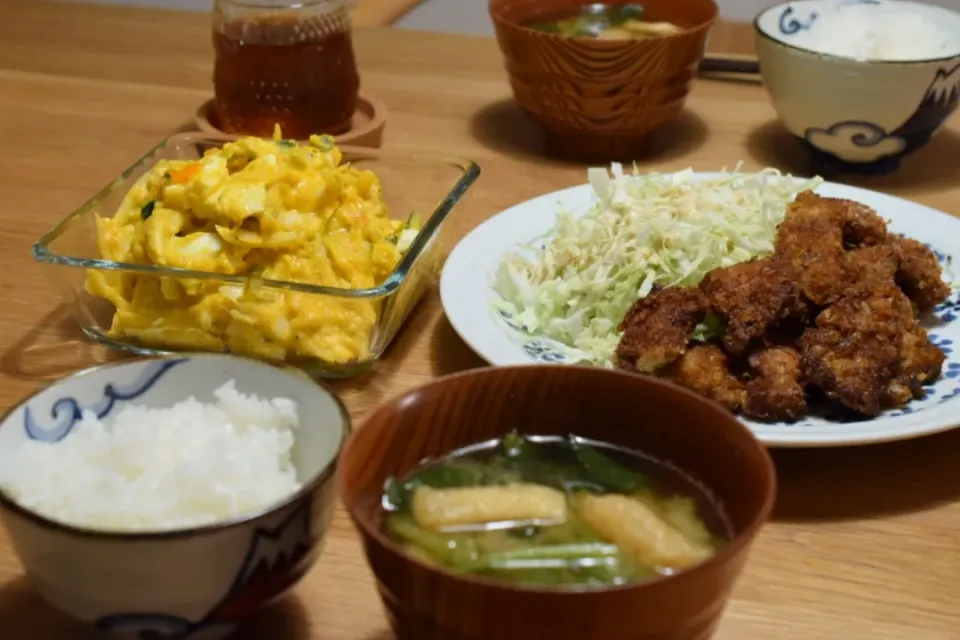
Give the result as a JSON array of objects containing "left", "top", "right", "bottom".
[{"left": 440, "top": 173, "right": 960, "bottom": 448}]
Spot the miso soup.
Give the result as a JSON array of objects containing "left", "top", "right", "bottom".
[
  {"left": 381, "top": 432, "right": 730, "bottom": 588},
  {"left": 529, "top": 3, "right": 682, "bottom": 40}
]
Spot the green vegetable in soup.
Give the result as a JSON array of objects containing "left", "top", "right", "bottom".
[
  {"left": 529, "top": 3, "right": 679, "bottom": 40},
  {"left": 502, "top": 430, "right": 531, "bottom": 459},
  {"left": 385, "top": 513, "right": 481, "bottom": 567},
  {"left": 458, "top": 542, "right": 619, "bottom": 571},
  {"left": 570, "top": 437, "right": 645, "bottom": 493},
  {"left": 382, "top": 459, "right": 489, "bottom": 510},
  {"left": 381, "top": 435, "right": 729, "bottom": 588},
  {"left": 412, "top": 460, "right": 486, "bottom": 489}
]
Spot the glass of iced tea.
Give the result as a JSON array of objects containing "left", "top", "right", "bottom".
[{"left": 212, "top": 0, "right": 360, "bottom": 139}]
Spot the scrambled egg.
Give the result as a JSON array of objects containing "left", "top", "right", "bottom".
[{"left": 87, "top": 129, "right": 418, "bottom": 364}]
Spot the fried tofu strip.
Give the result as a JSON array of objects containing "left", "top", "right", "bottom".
[
  {"left": 410, "top": 484, "right": 568, "bottom": 530},
  {"left": 576, "top": 494, "right": 712, "bottom": 570}
]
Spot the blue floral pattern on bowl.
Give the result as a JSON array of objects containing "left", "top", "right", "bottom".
[
  {"left": 23, "top": 358, "right": 186, "bottom": 443},
  {"left": 94, "top": 500, "right": 314, "bottom": 640},
  {"left": 802, "top": 62, "right": 960, "bottom": 176},
  {"left": 777, "top": 0, "right": 880, "bottom": 35},
  {"left": 497, "top": 310, "right": 575, "bottom": 365}
]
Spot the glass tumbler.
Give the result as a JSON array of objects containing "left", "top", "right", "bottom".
[{"left": 212, "top": 0, "right": 360, "bottom": 139}]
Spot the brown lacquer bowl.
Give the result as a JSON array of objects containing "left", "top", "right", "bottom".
[
  {"left": 340, "top": 365, "right": 775, "bottom": 640},
  {"left": 490, "top": 0, "right": 717, "bottom": 161}
]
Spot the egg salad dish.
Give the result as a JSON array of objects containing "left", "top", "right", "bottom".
[{"left": 86, "top": 130, "right": 419, "bottom": 364}]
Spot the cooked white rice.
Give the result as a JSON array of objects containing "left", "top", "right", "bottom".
[
  {"left": 0, "top": 381, "right": 301, "bottom": 532},
  {"left": 789, "top": 4, "right": 959, "bottom": 61}
]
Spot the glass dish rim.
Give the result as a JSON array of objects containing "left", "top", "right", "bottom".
[{"left": 31, "top": 132, "right": 481, "bottom": 299}]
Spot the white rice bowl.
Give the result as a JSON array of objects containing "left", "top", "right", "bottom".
[
  {"left": 786, "top": 1, "right": 960, "bottom": 62},
  {"left": 0, "top": 380, "right": 302, "bottom": 531}
]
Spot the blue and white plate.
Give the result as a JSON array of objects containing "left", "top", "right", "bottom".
[{"left": 440, "top": 174, "right": 960, "bottom": 447}]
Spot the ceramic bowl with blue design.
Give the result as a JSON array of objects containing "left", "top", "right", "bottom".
[
  {"left": 0, "top": 355, "right": 349, "bottom": 640},
  {"left": 755, "top": 0, "right": 960, "bottom": 175}
]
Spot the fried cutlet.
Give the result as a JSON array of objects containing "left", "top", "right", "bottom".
[
  {"left": 743, "top": 346, "right": 807, "bottom": 422},
  {"left": 774, "top": 192, "right": 893, "bottom": 305},
  {"left": 799, "top": 283, "right": 914, "bottom": 416},
  {"left": 884, "top": 326, "right": 946, "bottom": 406},
  {"left": 843, "top": 244, "right": 898, "bottom": 285},
  {"left": 611, "top": 190, "right": 948, "bottom": 422},
  {"left": 890, "top": 236, "right": 952, "bottom": 314},
  {"left": 789, "top": 191, "right": 890, "bottom": 246},
  {"left": 699, "top": 257, "right": 799, "bottom": 356},
  {"left": 663, "top": 344, "right": 746, "bottom": 411},
  {"left": 832, "top": 198, "right": 889, "bottom": 247},
  {"left": 774, "top": 194, "right": 848, "bottom": 305},
  {"left": 615, "top": 286, "right": 706, "bottom": 373}
]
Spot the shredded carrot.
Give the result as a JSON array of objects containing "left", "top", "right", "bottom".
[{"left": 168, "top": 163, "right": 202, "bottom": 184}]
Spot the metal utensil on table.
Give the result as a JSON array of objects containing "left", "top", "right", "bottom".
[{"left": 699, "top": 53, "right": 760, "bottom": 76}]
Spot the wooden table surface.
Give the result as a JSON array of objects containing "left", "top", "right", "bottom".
[
  {"left": 2, "top": 1, "right": 960, "bottom": 638},
  {"left": 353, "top": 0, "right": 424, "bottom": 30}
]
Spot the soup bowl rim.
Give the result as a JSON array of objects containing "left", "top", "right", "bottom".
[
  {"left": 489, "top": 0, "right": 718, "bottom": 42},
  {"left": 343, "top": 363, "right": 777, "bottom": 595}
]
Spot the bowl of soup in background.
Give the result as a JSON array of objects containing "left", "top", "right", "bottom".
[
  {"left": 341, "top": 365, "right": 775, "bottom": 640},
  {"left": 0, "top": 355, "right": 349, "bottom": 639},
  {"left": 755, "top": 0, "right": 960, "bottom": 176},
  {"left": 489, "top": 0, "right": 717, "bottom": 162}
]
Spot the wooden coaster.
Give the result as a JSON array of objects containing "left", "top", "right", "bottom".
[{"left": 193, "top": 91, "right": 387, "bottom": 148}]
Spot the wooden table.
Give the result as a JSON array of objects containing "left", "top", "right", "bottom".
[
  {"left": 354, "top": 0, "right": 424, "bottom": 29},
  {"left": 3, "top": 2, "right": 960, "bottom": 638}
]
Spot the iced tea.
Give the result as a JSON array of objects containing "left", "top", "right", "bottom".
[{"left": 213, "top": 4, "right": 359, "bottom": 138}]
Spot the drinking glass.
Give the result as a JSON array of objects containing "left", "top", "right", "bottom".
[{"left": 212, "top": 0, "right": 360, "bottom": 138}]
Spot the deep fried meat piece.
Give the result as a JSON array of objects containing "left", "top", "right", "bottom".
[
  {"left": 774, "top": 193, "right": 847, "bottom": 304},
  {"left": 833, "top": 198, "right": 889, "bottom": 247},
  {"left": 889, "top": 236, "right": 951, "bottom": 313},
  {"left": 817, "top": 280, "right": 915, "bottom": 331},
  {"left": 743, "top": 346, "right": 807, "bottom": 422},
  {"left": 799, "top": 284, "right": 914, "bottom": 415},
  {"left": 662, "top": 344, "right": 746, "bottom": 411},
  {"left": 800, "top": 330, "right": 896, "bottom": 416},
  {"left": 789, "top": 191, "right": 890, "bottom": 246},
  {"left": 843, "top": 244, "right": 898, "bottom": 286},
  {"left": 615, "top": 286, "right": 706, "bottom": 373},
  {"left": 884, "top": 326, "right": 946, "bottom": 406},
  {"left": 700, "top": 257, "right": 799, "bottom": 355},
  {"left": 774, "top": 192, "right": 892, "bottom": 305},
  {"left": 761, "top": 294, "right": 819, "bottom": 347}
]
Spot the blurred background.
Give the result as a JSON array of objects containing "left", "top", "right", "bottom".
[{"left": 66, "top": 0, "right": 960, "bottom": 35}]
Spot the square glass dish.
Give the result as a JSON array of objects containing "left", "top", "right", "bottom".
[{"left": 32, "top": 132, "right": 481, "bottom": 377}]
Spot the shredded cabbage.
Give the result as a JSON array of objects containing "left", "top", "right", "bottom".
[{"left": 492, "top": 164, "right": 823, "bottom": 365}]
